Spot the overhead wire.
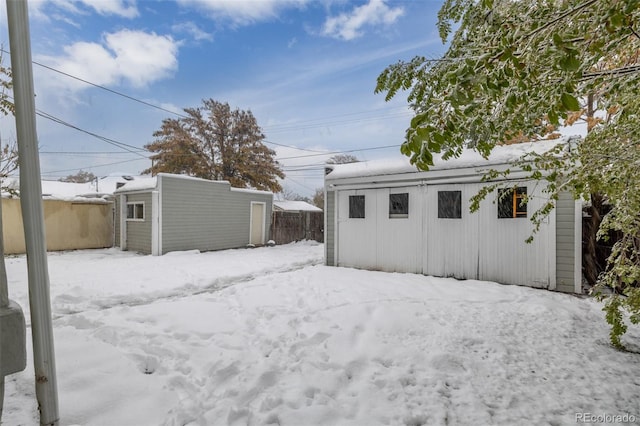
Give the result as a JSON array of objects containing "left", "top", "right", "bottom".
[
  {"left": 40, "top": 157, "right": 148, "bottom": 175},
  {"left": 0, "top": 48, "right": 190, "bottom": 120},
  {"left": 5, "top": 47, "right": 408, "bottom": 179},
  {"left": 35, "top": 110, "right": 148, "bottom": 158},
  {"left": 277, "top": 144, "right": 401, "bottom": 161}
]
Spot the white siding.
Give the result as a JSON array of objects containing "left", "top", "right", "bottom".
[
  {"left": 477, "top": 182, "right": 554, "bottom": 288},
  {"left": 338, "top": 187, "right": 421, "bottom": 273},
  {"left": 424, "top": 184, "right": 480, "bottom": 280},
  {"left": 376, "top": 186, "right": 422, "bottom": 273},
  {"left": 337, "top": 189, "right": 378, "bottom": 270},
  {"left": 334, "top": 180, "right": 557, "bottom": 289}
]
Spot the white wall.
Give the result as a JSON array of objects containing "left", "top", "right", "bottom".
[{"left": 335, "top": 180, "right": 556, "bottom": 289}]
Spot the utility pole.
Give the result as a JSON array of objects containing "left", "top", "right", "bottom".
[{"left": 6, "top": 1, "right": 60, "bottom": 425}]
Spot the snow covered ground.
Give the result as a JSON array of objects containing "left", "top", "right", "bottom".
[{"left": 2, "top": 242, "right": 639, "bottom": 426}]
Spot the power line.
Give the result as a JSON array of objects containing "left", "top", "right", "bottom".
[
  {"left": 263, "top": 106, "right": 410, "bottom": 130},
  {"left": 0, "top": 47, "right": 190, "bottom": 119},
  {"left": 41, "top": 157, "right": 148, "bottom": 175},
  {"left": 263, "top": 139, "right": 328, "bottom": 153},
  {"left": 278, "top": 144, "right": 401, "bottom": 161},
  {"left": 36, "top": 109, "right": 149, "bottom": 158},
  {"left": 39, "top": 151, "right": 146, "bottom": 155},
  {"left": 265, "top": 112, "right": 411, "bottom": 134}
]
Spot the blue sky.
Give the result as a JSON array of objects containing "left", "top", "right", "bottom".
[{"left": 0, "top": 0, "right": 448, "bottom": 196}]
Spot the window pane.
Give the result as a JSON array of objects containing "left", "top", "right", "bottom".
[
  {"left": 498, "top": 187, "right": 527, "bottom": 219},
  {"left": 515, "top": 187, "right": 527, "bottom": 217},
  {"left": 349, "top": 195, "right": 365, "bottom": 218},
  {"left": 127, "top": 203, "right": 144, "bottom": 220},
  {"left": 438, "top": 191, "right": 461, "bottom": 218},
  {"left": 389, "top": 193, "right": 409, "bottom": 217}
]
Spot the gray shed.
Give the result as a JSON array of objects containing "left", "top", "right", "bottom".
[
  {"left": 324, "top": 140, "right": 582, "bottom": 294},
  {"left": 114, "top": 173, "right": 273, "bottom": 255}
]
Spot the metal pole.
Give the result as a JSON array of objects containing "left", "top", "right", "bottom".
[
  {"left": 6, "top": 1, "right": 59, "bottom": 425},
  {"left": 0, "top": 156, "right": 5, "bottom": 424}
]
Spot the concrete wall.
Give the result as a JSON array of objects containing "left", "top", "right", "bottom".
[{"left": 2, "top": 198, "right": 113, "bottom": 254}]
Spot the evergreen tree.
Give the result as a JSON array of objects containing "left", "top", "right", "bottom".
[
  {"left": 144, "top": 99, "right": 284, "bottom": 192},
  {"left": 376, "top": 0, "right": 640, "bottom": 348}
]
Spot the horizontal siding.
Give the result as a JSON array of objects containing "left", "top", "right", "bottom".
[
  {"left": 326, "top": 191, "right": 335, "bottom": 266},
  {"left": 125, "top": 193, "right": 152, "bottom": 254},
  {"left": 555, "top": 191, "right": 576, "bottom": 293},
  {"left": 161, "top": 175, "right": 273, "bottom": 254},
  {"left": 114, "top": 196, "right": 120, "bottom": 247}
]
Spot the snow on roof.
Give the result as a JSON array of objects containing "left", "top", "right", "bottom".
[
  {"left": 326, "top": 138, "right": 572, "bottom": 181},
  {"left": 113, "top": 176, "right": 157, "bottom": 193},
  {"left": 230, "top": 187, "right": 273, "bottom": 196},
  {"left": 2, "top": 175, "right": 150, "bottom": 200},
  {"left": 113, "top": 173, "right": 273, "bottom": 195},
  {"left": 1, "top": 178, "right": 108, "bottom": 202},
  {"left": 94, "top": 175, "right": 142, "bottom": 194},
  {"left": 274, "top": 200, "right": 322, "bottom": 212}
]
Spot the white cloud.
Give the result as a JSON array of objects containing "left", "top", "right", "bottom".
[
  {"left": 30, "top": 0, "right": 139, "bottom": 19},
  {"left": 172, "top": 21, "right": 214, "bottom": 42},
  {"left": 322, "top": 0, "right": 404, "bottom": 41},
  {"left": 158, "top": 102, "right": 184, "bottom": 116},
  {"left": 37, "top": 29, "right": 179, "bottom": 90},
  {"left": 176, "top": 0, "right": 307, "bottom": 26},
  {"left": 80, "top": 0, "right": 139, "bottom": 18}
]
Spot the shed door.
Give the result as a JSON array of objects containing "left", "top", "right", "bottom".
[{"left": 250, "top": 202, "right": 265, "bottom": 245}]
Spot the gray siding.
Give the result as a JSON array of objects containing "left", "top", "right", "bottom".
[
  {"left": 114, "top": 196, "right": 120, "bottom": 247},
  {"left": 160, "top": 175, "right": 273, "bottom": 254},
  {"left": 125, "top": 193, "right": 153, "bottom": 254},
  {"left": 325, "top": 190, "right": 335, "bottom": 266},
  {"left": 556, "top": 191, "right": 577, "bottom": 293}
]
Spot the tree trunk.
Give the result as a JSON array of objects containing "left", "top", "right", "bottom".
[
  {"left": 582, "top": 93, "right": 601, "bottom": 289},
  {"left": 583, "top": 193, "right": 604, "bottom": 287}
]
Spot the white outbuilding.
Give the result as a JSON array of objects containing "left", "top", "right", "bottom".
[{"left": 324, "top": 139, "right": 582, "bottom": 294}]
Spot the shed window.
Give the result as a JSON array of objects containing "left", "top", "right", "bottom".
[
  {"left": 389, "top": 193, "right": 409, "bottom": 218},
  {"left": 349, "top": 195, "right": 365, "bottom": 219},
  {"left": 127, "top": 202, "right": 145, "bottom": 221},
  {"left": 438, "top": 191, "right": 462, "bottom": 219},
  {"left": 498, "top": 187, "right": 527, "bottom": 219}
]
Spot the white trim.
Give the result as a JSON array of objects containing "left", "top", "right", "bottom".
[
  {"left": 574, "top": 200, "right": 583, "bottom": 294},
  {"left": 115, "top": 189, "right": 154, "bottom": 196},
  {"left": 119, "top": 194, "right": 127, "bottom": 250},
  {"left": 125, "top": 201, "right": 145, "bottom": 221},
  {"left": 326, "top": 164, "right": 548, "bottom": 188},
  {"left": 157, "top": 176, "right": 163, "bottom": 256},
  {"left": 249, "top": 201, "right": 266, "bottom": 245},
  {"left": 334, "top": 190, "right": 340, "bottom": 266},
  {"left": 151, "top": 191, "right": 160, "bottom": 256},
  {"left": 548, "top": 205, "right": 557, "bottom": 291},
  {"left": 324, "top": 188, "right": 329, "bottom": 264}
]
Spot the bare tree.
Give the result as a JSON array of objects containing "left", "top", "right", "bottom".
[
  {"left": 59, "top": 170, "right": 96, "bottom": 183},
  {"left": 326, "top": 154, "right": 359, "bottom": 164}
]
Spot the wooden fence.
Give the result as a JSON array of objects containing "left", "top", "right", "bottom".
[{"left": 270, "top": 211, "right": 323, "bottom": 245}]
